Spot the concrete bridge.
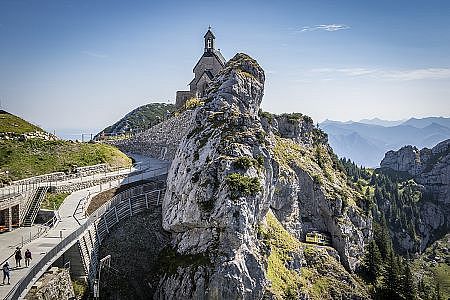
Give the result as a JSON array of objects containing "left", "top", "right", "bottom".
[{"left": 0, "top": 157, "right": 169, "bottom": 299}]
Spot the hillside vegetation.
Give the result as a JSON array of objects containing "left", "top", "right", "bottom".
[
  {"left": 0, "top": 140, "right": 131, "bottom": 183},
  {"left": 96, "top": 103, "right": 175, "bottom": 139},
  {"left": 0, "top": 111, "right": 132, "bottom": 183},
  {"left": 0, "top": 110, "right": 43, "bottom": 133}
]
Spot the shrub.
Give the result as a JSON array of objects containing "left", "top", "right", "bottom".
[
  {"left": 234, "top": 156, "right": 254, "bottom": 169},
  {"left": 312, "top": 174, "right": 323, "bottom": 185},
  {"left": 256, "top": 155, "right": 265, "bottom": 167},
  {"left": 185, "top": 97, "right": 204, "bottom": 110},
  {"left": 225, "top": 173, "right": 261, "bottom": 199},
  {"left": 282, "top": 113, "right": 303, "bottom": 124},
  {"left": 259, "top": 110, "right": 274, "bottom": 124}
]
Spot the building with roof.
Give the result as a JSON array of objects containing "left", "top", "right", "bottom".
[{"left": 175, "top": 28, "right": 226, "bottom": 108}]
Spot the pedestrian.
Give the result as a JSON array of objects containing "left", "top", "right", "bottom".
[
  {"left": 2, "top": 262, "right": 10, "bottom": 285},
  {"left": 25, "top": 249, "right": 32, "bottom": 267},
  {"left": 14, "top": 247, "right": 22, "bottom": 268}
]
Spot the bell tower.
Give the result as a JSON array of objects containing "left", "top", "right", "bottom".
[{"left": 204, "top": 26, "right": 215, "bottom": 53}]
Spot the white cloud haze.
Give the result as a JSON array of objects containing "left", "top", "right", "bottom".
[
  {"left": 311, "top": 67, "right": 450, "bottom": 81},
  {"left": 300, "top": 24, "right": 350, "bottom": 32}
]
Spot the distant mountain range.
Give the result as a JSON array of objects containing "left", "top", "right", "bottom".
[{"left": 320, "top": 117, "right": 450, "bottom": 167}]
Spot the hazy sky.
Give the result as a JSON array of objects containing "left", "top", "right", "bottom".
[{"left": 1, "top": 0, "right": 449, "bottom": 134}]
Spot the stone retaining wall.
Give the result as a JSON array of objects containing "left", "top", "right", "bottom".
[{"left": 109, "top": 110, "right": 195, "bottom": 161}]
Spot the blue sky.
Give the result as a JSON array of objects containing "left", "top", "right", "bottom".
[{"left": 0, "top": 0, "right": 449, "bottom": 135}]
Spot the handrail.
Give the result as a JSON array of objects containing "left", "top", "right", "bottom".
[
  {"left": 24, "top": 187, "right": 48, "bottom": 226},
  {"left": 4, "top": 166, "right": 168, "bottom": 300},
  {"left": 0, "top": 160, "right": 151, "bottom": 199}
]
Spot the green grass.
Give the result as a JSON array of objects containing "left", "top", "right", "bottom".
[
  {"left": 259, "top": 211, "right": 302, "bottom": 299},
  {"left": 0, "top": 139, "right": 131, "bottom": 182},
  {"left": 0, "top": 110, "right": 43, "bottom": 134},
  {"left": 41, "top": 192, "right": 70, "bottom": 210},
  {"left": 272, "top": 136, "right": 360, "bottom": 206},
  {"left": 413, "top": 234, "right": 450, "bottom": 299},
  {"left": 434, "top": 263, "right": 450, "bottom": 299}
]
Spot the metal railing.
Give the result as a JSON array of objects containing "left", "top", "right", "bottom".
[
  {"left": 0, "top": 161, "right": 152, "bottom": 200},
  {"left": 4, "top": 166, "right": 168, "bottom": 300},
  {"left": 0, "top": 213, "right": 59, "bottom": 272}
]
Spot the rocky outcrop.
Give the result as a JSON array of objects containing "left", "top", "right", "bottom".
[
  {"left": 157, "top": 53, "right": 370, "bottom": 299},
  {"left": 25, "top": 267, "right": 75, "bottom": 300},
  {"left": 380, "top": 139, "right": 449, "bottom": 252},
  {"left": 159, "top": 53, "right": 271, "bottom": 299},
  {"left": 0, "top": 130, "right": 58, "bottom": 141}
]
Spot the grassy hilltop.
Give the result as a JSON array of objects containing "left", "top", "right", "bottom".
[
  {"left": 0, "top": 110, "right": 43, "bottom": 134},
  {"left": 0, "top": 110, "right": 131, "bottom": 183}
]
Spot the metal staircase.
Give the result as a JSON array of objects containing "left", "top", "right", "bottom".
[{"left": 23, "top": 186, "right": 48, "bottom": 227}]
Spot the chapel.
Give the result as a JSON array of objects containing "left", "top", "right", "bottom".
[{"left": 175, "top": 28, "right": 226, "bottom": 108}]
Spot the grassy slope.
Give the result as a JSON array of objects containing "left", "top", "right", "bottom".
[
  {"left": 0, "top": 110, "right": 43, "bottom": 134},
  {"left": 41, "top": 192, "right": 70, "bottom": 210},
  {"left": 414, "top": 234, "right": 450, "bottom": 299},
  {"left": 0, "top": 139, "right": 131, "bottom": 182},
  {"left": 272, "top": 135, "right": 362, "bottom": 207},
  {"left": 260, "top": 210, "right": 368, "bottom": 299}
]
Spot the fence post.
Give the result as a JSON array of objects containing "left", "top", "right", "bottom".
[
  {"left": 103, "top": 217, "right": 109, "bottom": 233},
  {"left": 145, "top": 194, "right": 149, "bottom": 209},
  {"left": 94, "top": 222, "right": 101, "bottom": 245},
  {"left": 128, "top": 198, "right": 132, "bottom": 216}
]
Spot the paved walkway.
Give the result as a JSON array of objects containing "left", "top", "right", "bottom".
[{"left": 0, "top": 156, "right": 169, "bottom": 299}]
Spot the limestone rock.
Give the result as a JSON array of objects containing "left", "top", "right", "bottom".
[
  {"left": 157, "top": 53, "right": 371, "bottom": 299},
  {"left": 379, "top": 139, "right": 450, "bottom": 253}
]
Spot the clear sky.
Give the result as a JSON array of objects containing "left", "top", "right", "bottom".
[{"left": 1, "top": 0, "right": 449, "bottom": 135}]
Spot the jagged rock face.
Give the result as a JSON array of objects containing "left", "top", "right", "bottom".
[
  {"left": 160, "top": 53, "right": 271, "bottom": 299},
  {"left": 380, "top": 139, "right": 450, "bottom": 252},
  {"left": 263, "top": 114, "right": 326, "bottom": 146},
  {"left": 263, "top": 121, "right": 370, "bottom": 271},
  {"left": 158, "top": 53, "right": 370, "bottom": 299}
]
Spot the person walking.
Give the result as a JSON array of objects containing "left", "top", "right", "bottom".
[
  {"left": 25, "top": 249, "right": 32, "bottom": 267},
  {"left": 14, "top": 247, "right": 22, "bottom": 268},
  {"left": 2, "top": 262, "right": 10, "bottom": 285}
]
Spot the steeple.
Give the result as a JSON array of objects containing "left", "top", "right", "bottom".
[{"left": 204, "top": 26, "right": 215, "bottom": 53}]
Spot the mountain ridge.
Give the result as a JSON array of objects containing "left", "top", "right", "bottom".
[{"left": 320, "top": 117, "right": 450, "bottom": 167}]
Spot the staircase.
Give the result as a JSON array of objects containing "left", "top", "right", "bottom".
[{"left": 23, "top": 186, "right": 48, "bottom": 227}]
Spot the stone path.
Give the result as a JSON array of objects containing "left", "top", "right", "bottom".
[{"left": 0, "top": 156, "right": 169, "bottom": 299}]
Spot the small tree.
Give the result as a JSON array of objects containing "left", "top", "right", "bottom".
[
  {"left": 402, "top": 261, "right": 416, "bottom": 300},
  {"left": 381, "top": 250, "right": 402, "bottom": 299},
  {"left": 363, "top": 239, "right": 383, "bottom": 282}
]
